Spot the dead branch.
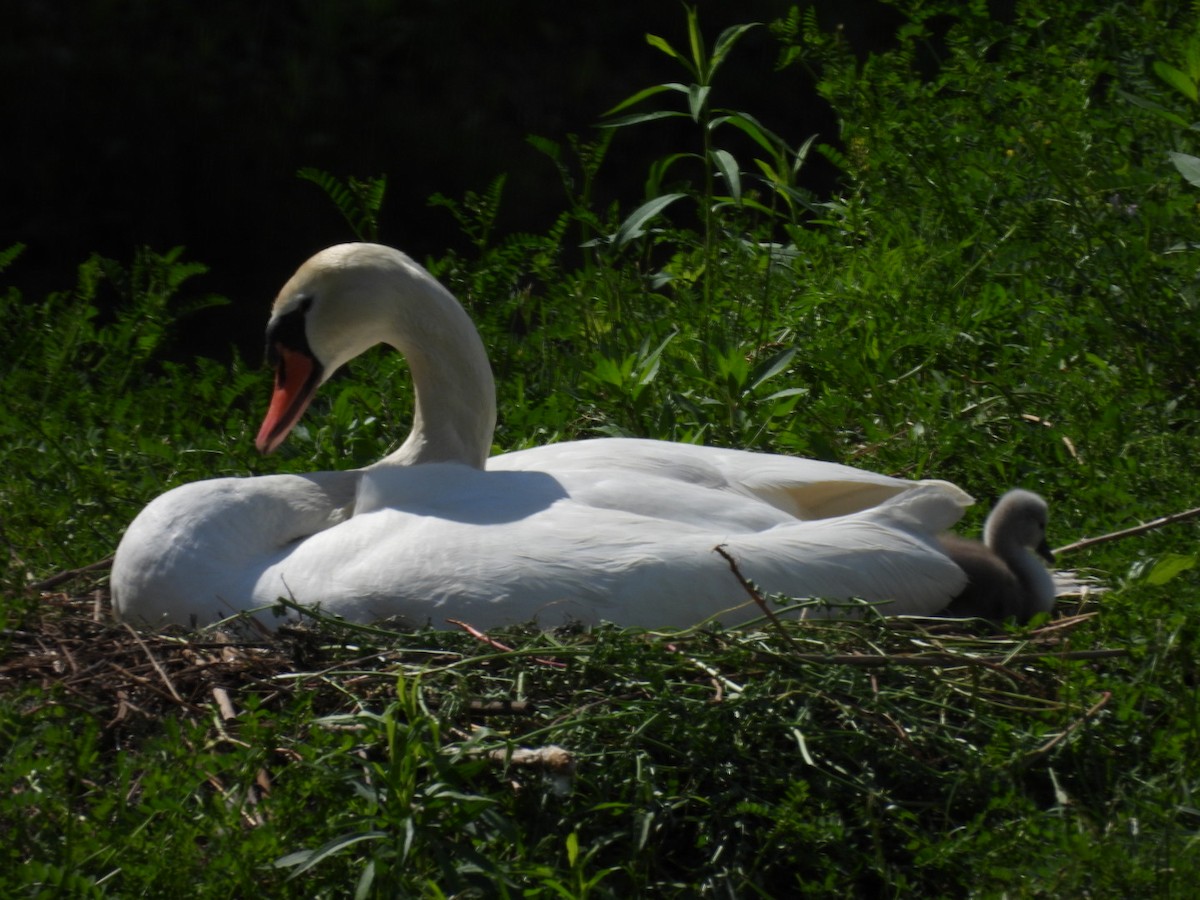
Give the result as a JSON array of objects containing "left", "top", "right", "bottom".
[
  {"left": 122, "top": 622, "right": 187, "bottom": 706},
  {"left": 1055, "top": 506, "right": 1200, "bottom": 556},
  {"left": 1025, "top": 691, "right": 1113, "bottom": 761},
  {"left": 445, "top": 618, "right": 567, "bottom": 668},
  {"left": 212, "top": 686, "right": 238, "bottom": 722},
  {"left": 776, "top": 648, "right": 1127, "bottom": 669},
  {"left": 487, "top": 744, "right": 576, "bottom": 775},
  {"left": 29, "top": 556, "right": 113, "bottom": 592},
  {"left": 713, "top": 544, "right": 805, "bottom": 656}
]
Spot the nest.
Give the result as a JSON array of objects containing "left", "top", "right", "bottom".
[
  {"left": 5, "top": 567, "right": 520, "bottom": 740},
  {"left": 5, "top": 590, "right": 294, "bottom": 730},
  {"left": 4, "top": 560, "right": 1117, "bottom": 739}
]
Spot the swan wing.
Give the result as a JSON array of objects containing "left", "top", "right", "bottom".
[
  {"left": 256, "top": 462, "right": 970, "bottom": 629},
  {"left": 112, "top": 470, "right": 358, "bottom": 626},
  {"left": 490, "top": 437, "right": 971, "bottom": 522}
]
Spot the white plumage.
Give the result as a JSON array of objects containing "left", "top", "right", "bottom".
[{"left": 112, "top": 243, "right": 973, "bottom": 630}]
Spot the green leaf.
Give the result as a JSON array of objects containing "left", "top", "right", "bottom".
[
  {"left": 713, "top": 112, "right": 785, "bottom": 159},
  {"left": 297, "top": 168, "right": 387, "bottom": 241},
  {"left": 733, "top": 195, "right": 782, "bottom": 217},
  {"left": 688, "top": 84, "right": 711, "bottom": 121},
  {"left": 749, "top": 346, "right": 798, "bottom": 392},
  {"left": 354, "top": 859, "right": 376, "bottom": 900},
  {"left": 1168, "top": 151, "right": 1200, "bottom": 188},
  {"left": 792, "top": 133, "right": 818, "bottom": 176},
  {"left": 634, "top": 331, "right": 676, "bottom": 387},
  {"left": 1146, "top": 553, "right": 1196, "bottom": 586},
  {"left": 646, "top": 32, "right": 683, "bottom": 64},
  {"left": 566, "top": 831, "right": 580, "bottom": 867},
  {"left": 526, "top": 134, "right": 560, "bottom": 162},
  {"left": 712, "top": 149, "right": 741, "bottom": 202},
  {"left": 710, "top": 23, "right": 760, "bottom": 78},
  {"left": 761, "top": 386, "right": 808, "bottom": 403},
  {"left": 752, "top": 156, "right": 783, "bottom": 187},
  {"left": 602, "top": 82, "right": 688, "bottom": 118},
  {"left": 1119, "top": 90, "right": 1193, "bottom": 128},
  {"left": 685, "top": 6, "right": 705, "bottom": 78},
  {"left": 276, "top": 831, "right": 388, "bottom": 878},
  {"left": 613, "top": 193, "right": 686, "bottom": 246},
  {"left": 1187, "top": 36, "right": 1200, "bottom": 81},
  {"left": 1153, "top": 60, "right": 1198, "bottom": 103},
  {"left": 601, "top": 110, "right": 690, "bottom": 129},
  {"left": 0, "top": 242, "right": 27, "bottom": 273},
  {"left": 645, "top": 151, "right": 697, "bottom": 197}
]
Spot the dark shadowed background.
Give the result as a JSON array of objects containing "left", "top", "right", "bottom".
[{"left": 4, "top": 1, "right": 916, "bottom": 357}]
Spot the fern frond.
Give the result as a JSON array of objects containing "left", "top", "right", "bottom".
[
  {"left": 298, "top": 168, "right": 388, "bottom": 242},
  {"left": 0, "top": 243, "right": 26, "bottom": 274}
]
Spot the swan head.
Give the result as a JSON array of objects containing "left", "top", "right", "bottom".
[
  {"left": 255, "top": 243, "right": 495, "bottom": 461},
  {"left": 256, "top": 244, "right": 415, "bottom": 452},
  {"left": 984, "top": 489, "right": 1054, "bottom": 565}
]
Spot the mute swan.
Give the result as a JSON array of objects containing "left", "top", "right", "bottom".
[
  {"left": 938, "top": 489, "right": 1056, "bottom": 623},
  {"left": 111, "top": 242, "right": 975, "bottom": 630}
]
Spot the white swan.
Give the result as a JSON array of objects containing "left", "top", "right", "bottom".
[
  {"left": 111, "top": 242, "right": 975, "bottom": 630},
  {"left": 938, "top": 489, "right": 1057, "bottom": 623}
]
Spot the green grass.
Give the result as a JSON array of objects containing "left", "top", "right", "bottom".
[
  {"left": 4, "top": 1, "right": 1200, "bottom": 895},
  {"left": 3, "top": 595, "right": 1183, "bottom": 897}
]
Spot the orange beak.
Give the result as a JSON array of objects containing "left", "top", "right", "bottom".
[{"left": 255, "top": 345, "right": 321, "bottom": 454}]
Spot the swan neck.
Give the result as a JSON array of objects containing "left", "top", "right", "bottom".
[{"left": 379, "top": 275, "right": 496, "bottom": 469}]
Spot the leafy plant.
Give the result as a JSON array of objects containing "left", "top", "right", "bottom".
[
  {"left": 3, "top": 1, "right": 1200, "bottom": 895},
  {"left": 600, "top": 6, "right": 815, "bottom": 338},
  {"left": 298, "top": 168, "right": 388, "bottom": 242}
]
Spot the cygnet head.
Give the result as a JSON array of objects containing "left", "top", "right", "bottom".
[{"left": 985, "top": 488, "right": 1054, "bottom": 565}]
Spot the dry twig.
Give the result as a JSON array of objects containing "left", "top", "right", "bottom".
[
  {"left": 713, "top": 544, "right": 805, "bottom": 655},
  {"left": 1025, "top": 691, "right": 1113, "bottom": 761},
  {"left": 445, "top": 617, "right": 567, "bottom": 668},
  {"left": 1055, "top": 505, "right": 1200, "bottom": 556},
  {"left": 28, "top": 556, "right": 113, "bottom": 592}
]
